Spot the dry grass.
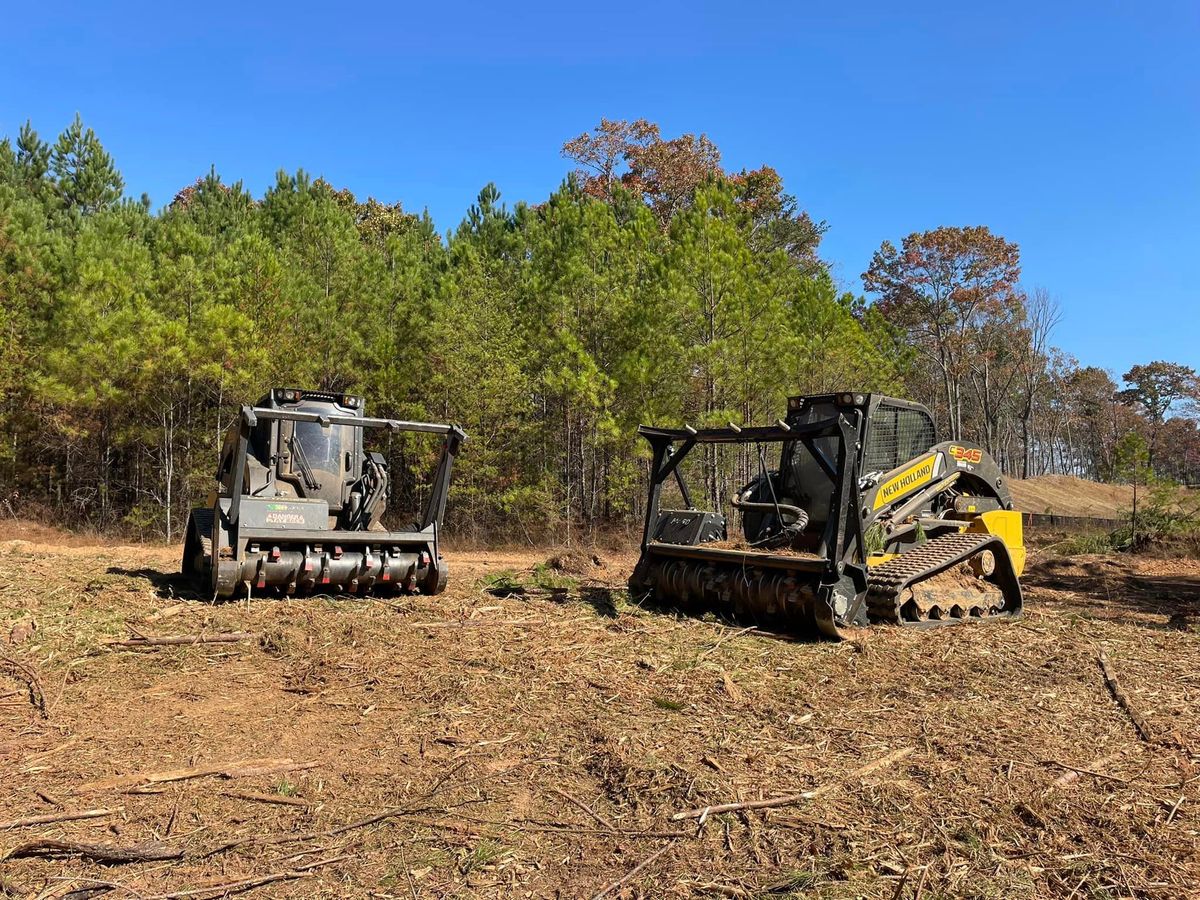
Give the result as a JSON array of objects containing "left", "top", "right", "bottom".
[
  {"left": 1010, "top": 475, "right": 1196, "bottom": 519},
  {"left": 0, "top": 532, "right": 1198, "bottom": 899},
  {"left": 1010, "top": 475, "right": 1138, "bottom": 518}
]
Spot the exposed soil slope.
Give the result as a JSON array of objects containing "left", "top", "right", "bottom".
[{"left": 1010, "top": 474, "right": 1136, "bottom": 518}]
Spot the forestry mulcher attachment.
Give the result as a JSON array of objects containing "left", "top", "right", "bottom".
[
  {"left": 629, "top": 392, "right": 1026, "bottom": 639},
  {"left": 183, "top": 388, "right": 466, "bottom": 600}
]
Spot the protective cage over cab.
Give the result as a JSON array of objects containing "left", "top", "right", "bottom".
[{"left": 182, "top": 388, "right": 466, "bottom": 599}]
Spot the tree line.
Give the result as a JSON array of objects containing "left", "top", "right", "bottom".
[{"left": 1, "top": 115, "right": 1197, "bottom": 541}]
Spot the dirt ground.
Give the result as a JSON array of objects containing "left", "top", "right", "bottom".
[{"left": 1, "top": 533, "right": 1198, "bottom": 899}]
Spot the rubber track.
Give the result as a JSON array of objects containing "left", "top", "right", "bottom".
[{"left": 866, "top": 532, "right": 1001, "bottom": 625}]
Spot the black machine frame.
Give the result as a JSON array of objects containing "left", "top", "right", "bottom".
[
  {"left": 631, "top": 391, "right": 1024, "bottom": 638},
  {"left": 636, "top": 409, "right": 871, "bottom": 618}
]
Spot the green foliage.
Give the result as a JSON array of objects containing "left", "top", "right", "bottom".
[
  {"left": 1050, "top": 532, "right": 1116, "bottom": 556},
  {"left": 476, "top": 565, "right": 578, "bottom": 593},
  {"left": 457, "top": 840, "right": 509, "bottom": 875},
  {"left": 652, "top": 696, "right": 685, "bottom": 711},
  {"left": 7, "top": 114, "right": 1195, "bottom": 544},
  {"left": 51, "top": 113, "right": 125, "bottom": 219},
  {"left": 1113, "top": 431, "right": 1152, "bottom": 485},
  {"left": 1111, "top": 480, "right": 1200, "bottom": 555},
  {"left": 1051, "top": 482, "right": 1200, "bottom": 558},
  {"left": 863, "top": 523, "right": 885, "bottom": 556},
  {"left": 477, "top": 570, "right": 523, "bottom": 592},
  {"left": 274, "top": 778, "right": 298, "bottom": 797},
  {"left": 0, "top": 114, "right": 954, "bottom": 540},
  {"left": 765, "top": 870, "right": 819, "bottom": 895},
  {"left": 529, "top": 564, "right": 577, "bottom": 591}
]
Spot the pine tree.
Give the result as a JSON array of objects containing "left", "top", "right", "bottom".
[{"left": 51, "top": 113, "right": 125, "bottom": 218}]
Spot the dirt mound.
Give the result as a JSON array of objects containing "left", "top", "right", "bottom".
[
  {"left": 0, "top": 519, "right": 100, "bottom": 546},
  {"left": 0, "top": 518, "right": 160, "bottom": 549},
  {"left": 544, "top": 549, "right": 607, "bottom": 576}
]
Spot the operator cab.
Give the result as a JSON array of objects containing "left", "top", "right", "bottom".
[
  {"left": 212, "top": 388, "right": 385, "bottom": 529},
  {"left": 741, "top": 393, "right": 937, "bottom": 551}
]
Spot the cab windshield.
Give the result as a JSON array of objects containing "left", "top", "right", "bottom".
[{"left": 293, "top": 410, "right": 348, "bottom": 475}]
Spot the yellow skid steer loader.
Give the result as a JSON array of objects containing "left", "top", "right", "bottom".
[{"left": 629, "top": 392, "right": 1025, "bottom": 639}]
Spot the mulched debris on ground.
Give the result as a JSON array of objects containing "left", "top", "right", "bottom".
[{"left": 0, "top": 535, "right": 1197, "bottom": 898}]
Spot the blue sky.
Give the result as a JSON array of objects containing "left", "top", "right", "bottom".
[{"left": 3, "top": 0, "right": 1196, "bottom": 378}]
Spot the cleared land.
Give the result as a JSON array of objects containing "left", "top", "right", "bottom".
[
  {"left": 0, "top": 532, "right": 1198, "bottom": 899},
  {"left": 1010, "top": 474, "right": 1197, "bottom": 519},
  {"left": 1009, "top": 475, "right": 1139, "bottom": 518}
]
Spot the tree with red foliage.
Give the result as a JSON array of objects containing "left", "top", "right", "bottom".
[
  {"left": 562, "top": 118, "right": 824, "bottom": 267},
  {"left": 863, "top": 226, "right": 1022, "bottom": 437}
]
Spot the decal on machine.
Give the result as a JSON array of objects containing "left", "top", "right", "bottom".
[
  {"left": 264, "top": 511, "right": 309, "bottom": 526},
  {"left": 948, "top": 445, "right": 983, "bottom": 464},
  {"left": 873, "top": 454, "right": 940, "bottom": 510},
  {"left": 238, "top": 498, "right": 327, "bottom": 531},
  {"left": 949, "top": 444, "right": 982, "bottom": 471}
]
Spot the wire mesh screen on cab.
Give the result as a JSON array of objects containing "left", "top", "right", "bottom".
[{"left": 862, "top": 404, "right": 936, "bottom": 474}]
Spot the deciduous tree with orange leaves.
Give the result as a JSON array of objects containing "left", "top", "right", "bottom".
[{"left": 863, "top": 225, "right": 1022, "bottom": 437}]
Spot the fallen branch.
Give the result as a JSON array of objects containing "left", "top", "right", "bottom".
[
  {"left": 43, "top": 875, "right": 147, "bottom": 900},
  {"left": 0, "top": 646, "right": 47, "bottom": 717},
  {"left": 105, "top": 632, "right": 254, "bottom": 650},
  {"left": 672, "top": 746, "right": 915, "bottom": 821},
  {"left": 1045, "top": 760, "right": 1128, "bottom": 785},
  {"left": 426, "top": 758, "right": 469, "bottom": 797},
  {"left": 0, "top": 808, "right": 114, "bottom": 830},
  {"left": 1165, "top": 794, "right": 1185, "bottom": 825},
  {"left": 224, "top": 792, "right": 311, "bottom": 808},
  {"left": 1097, "top": 651, "right": 1155, "bottom": 742},
  {"left": 458, "top": 813, "right": 687, "bottom": 838},
  {"left": 201, "top": 761, "right": 471, "bottom": 858},
  {"left": 145, "top": 854, "right": 350, "bottom": 899},
  {"left": 590, "top": 841, "right": 678, "bottom": 900},
  {"left": 699, "top": 626, "right": 756, "bottom": 659},
  {"left": 1049, "top": 747, "right": 1141, "bottom": 791},
  {"left": 18, "top": 738, "right": 77, "bottom": 768},
  {"left": 322, "top": 805, "right": 424, "bottom": 838},
  {"left": 199, "top": 805, "right": 457, "bottom": 858},
  {"left": 80, "top": 758, "right": 317, "bottom": 792},
  {"left": 3, "top": 839, "right": 183, "bottom": 864},
  {"left": 549, "top": 787, "right": 615, "bottom": 830}
]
